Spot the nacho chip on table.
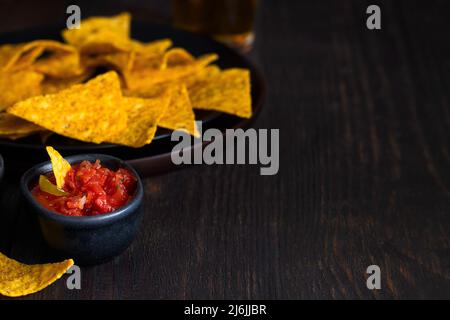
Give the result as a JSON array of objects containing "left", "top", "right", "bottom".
[
  {"left": 62, "top": 12, "right": 131, "bottom": 54},
  {"left": 0, "top": 70, "right": 44, "bottom": 111},
  {"left": 188, "top": 68, "right": 252, "bottom": 119},
  {"left": 0, "top": 252, "right": 73, "bottom": 297},
  {"left": 46, "top": 146, "right": 71, "bottom": 189},
  {"left": 107, "top": 90, "right": 171, "bottom": 147},
  {"left": 7, "top": 71, "right": 127, "bottom": 144}
]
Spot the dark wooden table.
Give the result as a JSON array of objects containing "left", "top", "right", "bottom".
[{"left": 1, "top": 0, "right": 449, "bottom": 299}]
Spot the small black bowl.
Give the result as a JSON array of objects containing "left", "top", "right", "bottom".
[{"left": 20, "top": 154, "right": 144, "bottom": 266}]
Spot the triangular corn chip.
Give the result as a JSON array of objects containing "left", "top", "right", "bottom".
[
  {"left": 46, "top": 146, "right": 71, "bottom": 189},
  {"left": 7, "top": 71, "right": 127, "bottom": 144},
  {"left": 0, "top": 252, "right": 73, "bottom": 297}
]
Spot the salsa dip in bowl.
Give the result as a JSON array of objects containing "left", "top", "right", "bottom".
[{"left": 20, "top": 153, "right": 144, "bottom": 265}]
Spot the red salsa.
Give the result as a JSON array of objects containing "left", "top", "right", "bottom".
[{"left": 32, "top": 160, "right": 137, "bottom": 216}]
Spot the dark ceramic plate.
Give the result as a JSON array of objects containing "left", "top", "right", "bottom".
[{"left": 0, "top": 22, "right": 265, "bottom": 177}]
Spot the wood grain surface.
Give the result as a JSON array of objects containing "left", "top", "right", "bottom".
[{"left": 0, "top": 0, "right": 449, "bottom": 299}]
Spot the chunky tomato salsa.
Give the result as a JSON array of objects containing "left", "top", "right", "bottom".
[{"left": 32, "top": 160, "right": 137, "bottom": 216}]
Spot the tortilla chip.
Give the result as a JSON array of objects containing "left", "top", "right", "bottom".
[
  {"left": 129, "top": 38, "right": 171, "bottom": 66},
  {"left": 7, "top": 71, "right": 127, "bottom": 144},
  {"left": 123, "top": 50, "right": 218, "bottom": 91},
  {"left": 184, "top": 65, "right": 221, "bottom": 87},
  {"left": 62, "top": 12, "right": 131, "bottom": 54},
  {"left": 0, "top": 40, "right": 75, "bottom": 71},
  {"left": 130, "top": 45, "right": 187, "bottom": 71},
  {"left": 82, "top": 38, "right": 172, "bottom": 74},
  {"left": 162, "top": 48, "right": 195, "bottom": 67},
  {"left": 83, "top": 51, "right": 135, "bottom": 73},
  {"left": 107, "top": 91, "right": 171, "bottom": 147},
  {"left": 124, "top": 82, "right": 198, "bottom": 137},
  {"left": 33, "top": 50, "right": 83, "bottom": 78},
  {"left": 46, "top": 146, "right": 71, "bottom": 189},
  {"left": 0, "top": 252, "right": 73, "bottom": 297},
  {"left": 0, "top": 113, "right": 43, "bottom": 138},
  {"left": 131, "top": 38, "right": 172, "bottom": 54},
  {"left": 41, "top": 68, "right": 94, "bottom": 94},
  {"left": 0, "top": 70, "right": 44, "bottom": 111},
  {"left": 0, "top": 44, "right": 42, "bottom": 71},
  {"left": 158, "top": 83, "right": 199, "bottom": 137},
  {"left": 28, "top": 40, "right": 76, "bottom": 53},
  {"left": 188, "top": 68, "right": 252, "bottom": 118}
]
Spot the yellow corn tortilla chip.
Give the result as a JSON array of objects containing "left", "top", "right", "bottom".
[
  {"left": 0, "top": 40, "right": 76, "bottom": 71},
  {"left": 0, "top": 252, "right": 73, "bottom": 297},
  {"left": 131, "top": 38, "right": 172, "bottom": 54},
  {"left": 162, "top": 48, "right": 195, "bottom": 67},
  {"left": 46, "top": 146, "right": 71, "bottom": 189},
  {"left": 122, "top": 78, "right": 172, "bottom": 99},
  {"left": 82, "top": 39, "right": 172, "bottom": 74},
  {"left": 158, "top": 83, "right": 199, "bottom": 137},
  {"left": 41, "top": 68, "right": 94, "bottom": 94},
  {"left": 0, "top": 44, "right": 43, "bottom": 71},
  {"left": 83, "top": 51, "right": 135, "bottom": 73},
  {"left": 188, "top": 68, "right": 252, "bottom": 118},
  {"left": 123, "top": 51, "right": 218, "bottom": 91},
  {"left": 125, "top": 82, "right": 198, "bottom": 137},
  {"left": 62, "top": 12, "right": 131, "bottom": 54},
  {"left": 0, "top": 70, "right": 44, "bottom": 111},
  {"left": 33, "top": 51, "right": 83, "bottom": 78},
  {"left": 129, "top": 39, "right": 172, "bottom": 69},
  {"left": 28, "top": 40, "right": 76, "bottom": 53},
  {"left": 130, "top": 43, "right": 183, "bottom": 71},
  {"left": 0, "top": 113, "right": 43, "bottom": 138},
  {"left": 7, "top": 71, "right": 127, "bottom": 144},
  {"left": 183, "top": 65, "right": 221, "bottom": 87},
  {"left": 129, "top": 47, "right": 194, "bottom": 75},
  {"left": 107, "top": 91, "right": 171, "bottom": 147}
]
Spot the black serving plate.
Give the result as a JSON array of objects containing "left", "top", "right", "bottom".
[{"left": 0, "top": 21, "right": 265, "bottom": 177}]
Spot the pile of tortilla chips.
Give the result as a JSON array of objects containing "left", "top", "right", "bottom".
[{"left": 0, "top": 12, "right": 252, "bottom": 147}]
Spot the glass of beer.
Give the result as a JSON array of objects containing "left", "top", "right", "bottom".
[{"left": 172, "top": 0, "right": 259, "bottom": 52}]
